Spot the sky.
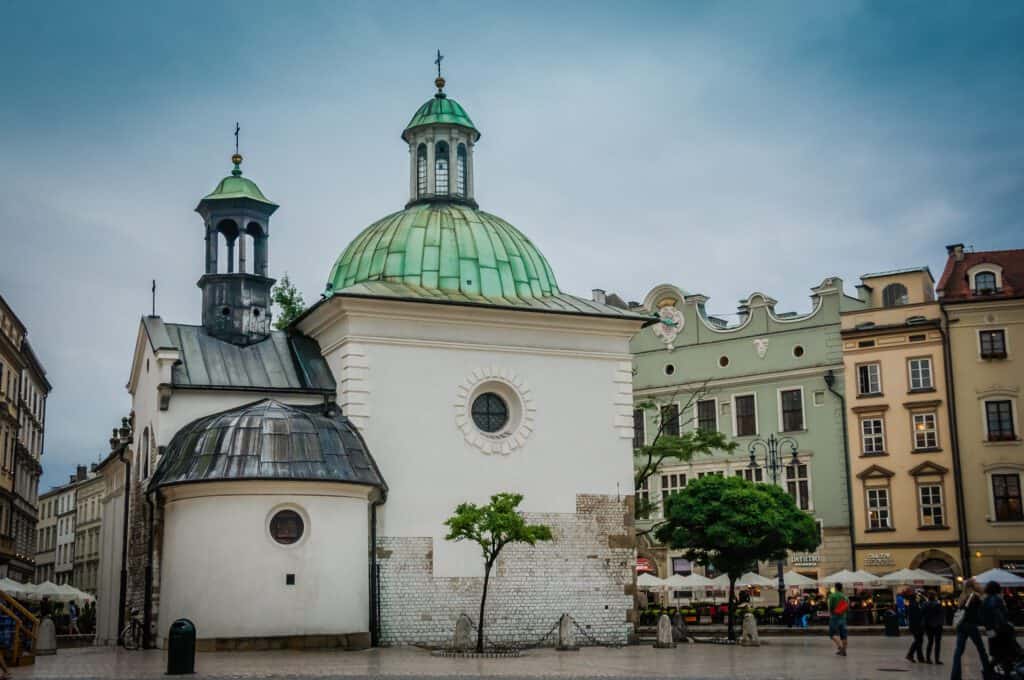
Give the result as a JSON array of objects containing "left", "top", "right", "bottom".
[{"left": 1, "top": 1, "right": 1022, "bottom": 490}]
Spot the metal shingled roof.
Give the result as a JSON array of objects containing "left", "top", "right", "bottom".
[{"left": 150, "top": 399, "right": 386, "bottom": 491}]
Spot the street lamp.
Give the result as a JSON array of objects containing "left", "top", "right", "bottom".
[{"left": 748, "top": 433, "right": 801, "bottom": 606}]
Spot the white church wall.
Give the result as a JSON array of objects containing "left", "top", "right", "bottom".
[{"left": 157, "top": 481, "right": 372, "bottom": 642}]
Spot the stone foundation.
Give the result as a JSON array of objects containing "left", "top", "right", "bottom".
[
  {"left": 167, "top": 632, "right": 371, "bottom": 652},
  {"left": 376, "top": 494, "right": 634, "bottom": 647}
]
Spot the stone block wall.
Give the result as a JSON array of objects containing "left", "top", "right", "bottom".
[{"left": 376, "top": 494, "right": 634, "bottom": 647}]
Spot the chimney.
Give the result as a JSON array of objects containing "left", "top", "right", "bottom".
[
  {"left": 76, "top": 464, "right": 87, "bottom": 481},
  {"left": 591, "top": 288, "right": 607, "bottom": 305},
  {"left": 946, "top": 243, "right": 965, "bottom": 261}
]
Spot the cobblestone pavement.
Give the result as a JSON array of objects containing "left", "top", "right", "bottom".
[{"left": 17, "top": 637, "right": 996, "bottom": 679}]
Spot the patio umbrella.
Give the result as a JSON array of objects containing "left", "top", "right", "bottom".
[
  {"left": 637, "top": 573, "right": 668, "bottom": 589},
  {"left": 737, "top": 572, "right": 776, "bottom": 587},
  {"left": 878, "top": 568, "right": 923, "bottom": 586},
  {"left": 57, "top": 584, "right": 91, "bottom": 602},
  {"left": 783, "top": 571, "right": 817, "bottom": 588},
  {"left": 665, "top": 573, "right": 715, "bottom": 589},
  {"left": 908, "top": 569, "right": 951, "bottom": 586},
  {"left": 973, "top": 568, "right": 1024, "bottom": 588},
  {"left": 32, "top": 581, "right": 68, "bottom": 601},
  {"left": 819, "top": 569, "right": 879, "bottom": 588},
  {"left": 0, "top": 578, "right": 36, "bottom": 599}
]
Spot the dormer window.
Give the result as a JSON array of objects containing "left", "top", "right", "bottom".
[
  {"left": 435, "top": 141, "right": 449, "bottom": 195},
  {"left": 974, "top": 271, "right": 997, "bottom": 294},
  {"left": 882, "top": 283, "right": 908, "bottom": 307}
]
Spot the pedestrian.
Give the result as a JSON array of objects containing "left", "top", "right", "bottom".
[
  {"left": 67, "top": 599, "right": 80, "bottom": 635},
  {"left": 924, "top": 590, "right": 944, "bottom": 665},
  {"left": 982, "top": 580, "right": 1020, "bottom": 676},
  {"left": 950, "top": 578, "right": 992, "bottom": 680},
  {"left": 905, "top": 590, "right": 926, "bottom": 663},
  {"left": 828, "top": 582, "right": 849, "bottom": 657},
  {"left": 896, "top": 591, "right": 907, "bottom": 627}
]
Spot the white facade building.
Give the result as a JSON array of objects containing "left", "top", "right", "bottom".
[{"left": 54, "top": 483, "right": 76, "bottom": 584}]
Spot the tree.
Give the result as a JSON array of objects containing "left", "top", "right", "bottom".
[
  {"left": 271, "top": 273, "right": 306, "bottom": 330},
  {"left": 444, "top": 493, "right": 553, "bottom": 652},
  {"left": 634, "top": 386, "right": 738, "bottom": 521},
  {"left": 654, "top": 475, "right": 820, "bottom": 640}
]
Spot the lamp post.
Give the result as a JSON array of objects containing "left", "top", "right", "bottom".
[{"left": 748, "top": 433, "right": 801, "bottom": 606}]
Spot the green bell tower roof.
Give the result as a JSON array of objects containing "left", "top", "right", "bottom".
[
  {"left": 199, "top": 154, "right": 277, "bottom": 207},
  {"left": 402, "top": 76, "right": 479, "bottom": 141}
]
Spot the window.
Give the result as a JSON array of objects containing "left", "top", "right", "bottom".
[
  {"left": 974, "top": 271, "right": 997, "bottom": 294},
  {"left": 269, "top": 509, "right": 304, "bottom": 545},
  {"left": 793, "top": 345, "right": 805, "bottom": 358},
  {"left": 908, "top": 358, "right": 933, "bottom": 391},
  {"left": 632, "top": 408, "right": 645, "bottom": 449},
  {"left": 992, "top": 474, "right": 1023, "bottom": 522},
  {"left": 786, "top": 462, "right": 811, "bottom": 510},
  {"left": 434, "top": 141, "right": 449, "bottom": 194},
  {"left": 456, "top": 143, "right": 467, "bottom": 197},
  {"left": 918, "top": 484, "right": 945, "bottom": 527},
  {"left": 986, "top": 400, "right": 1016, "bottom": 441},
  {"left": 660, "top": 473, "right": 686, "bottom": 512},
  {"left": 882, "top": 283, "right": 909, "bottom": 307},
  {"left": 866, "top": 488, "right": 891, "bottom": 529},
  {"left": 735, "top": 467, "right": 764, "bottom": 482},
  {"left": 718, "top": 355, "right": 729, "bottom": 367},
  {"left": 912, "top": 413, "right": 938, "bottom": 450},
  {"left": 813, "top": 390, "right": 825, "bottom": 407},
  {"left": 416, "top": 144, "right": 427, "bottom": 196},
  {"left": 857, "top": 363, "right": 881, "bottom": 396},
  {"left": 780, "top": 389, "right": 804, "bottom": 432},
  {"left": 637, "top": 477, "right": 649, "bottom": 508},
  {"left": 661, "top": 404, "right": 680, "bottom": 437},
  {"left": 734, "top": 395, "right": 756, "bottom": 436},
  {"left": 697, "top": 470, "right": 724, "bottom": 478},
  {"left": 980, "top": 330, "right": 1007, "bottom": 359},
  {"left": 861, "top": 418, "right": 886, "bottom": 455},
  {"left": 696, "top": 399, "right": 717, "bottom": 432},
  {"left": 472, "top": 393, "right": 509, "bottom": 433},
  {"left": 908, "top": 334, "right": 927, "bottom": 342}
]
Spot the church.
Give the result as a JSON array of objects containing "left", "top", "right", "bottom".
[{"left": 103, "top": 70, "right": 647, "bottom": 650}]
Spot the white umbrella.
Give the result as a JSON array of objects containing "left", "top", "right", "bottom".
[
  {"left": 974, "top": 568, "right": 1024, "bottom": 588},
  {"left": 737, "top": 572, "right": 776, "bottom": 587},
  {"left": 709, "top": 574, "right": 731, "bottom": 588},
  {"left": 783, "top": 571, "right": 817, "bottom": 588},
  {"left": 878, "top": 568, "right": 923, "bottom": 586},
  {"left": 637, "top": 573, "right": 667, "bottom": 589},
  {"left": 908, "top": 569, "right": 951, "bottom": 586},
  {"left": 0, "top": 578, "right": 36, "bottom": 598},
  {"left": 665, "top": 573, "right": 715, "bottom": 589},
  {"left": 820, "top": 569, "right": 880, "bottom": 588},
  {"left": 32, "top": 581, "right": 67, "bottom": 601}
]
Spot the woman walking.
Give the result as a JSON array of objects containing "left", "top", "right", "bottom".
[
  {"left": 924, "top": 591, "right": 944, "bottom": 664},
  {"left": 983, "top": 580, "right": 1020, "bottom": 677},
  {"left": 905, "top": 590, "right": 926, "bottom": 663},
  {"left": 950, "top": 578, "right": 992, "bottom": 680}
]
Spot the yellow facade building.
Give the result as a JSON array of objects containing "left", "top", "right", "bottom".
[
  {"left": 938, "top": 244, "right": 1024, "bottom": 578},
  {"left": 840, "top": 268, "right": 965, "bottom": 579}
]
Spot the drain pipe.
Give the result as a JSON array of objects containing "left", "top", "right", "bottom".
[
  {"left": 369, "top": 498, "right": 382, "bottom": 646},
  {"left": 825, "top": 369, "right": 857, "bottom": 570},
  {"left": 115, "top": 434, "right": 132, "bottom": 646},
  {"left": 143, "top": 488, "right": 157, "bottom": 649},
  {"left": 939, "top": 310, "right": 971, "bottom": 578}
]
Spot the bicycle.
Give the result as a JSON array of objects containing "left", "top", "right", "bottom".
[{"left": 120, "top": 608, "right": 144, "bottom": 650}]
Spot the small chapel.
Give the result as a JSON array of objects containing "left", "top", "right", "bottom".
[{"left": 103, "top": 68, "right": 647, "bottom": 650}]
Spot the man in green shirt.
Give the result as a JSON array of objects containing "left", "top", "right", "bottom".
[{"left": 828, "top": 583, "right": 849, "bottom": 657}]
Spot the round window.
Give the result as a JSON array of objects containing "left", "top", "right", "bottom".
[
  {"left": 471, "top": 392, "right": 509, "bottom": 433},
  {"left": 664, "top": 364, "right": 675, "bottom": 376},
  {"left": 269, "top": 509, "right": 304, "bottom": 545},
  {"left": 719, "top": 355, "right": 730, "bottom": 368},
  {"left": 793, "top": 345, "right": 805, "bottom": 358}
]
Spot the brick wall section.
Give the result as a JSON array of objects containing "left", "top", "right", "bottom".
[
  {"left": 376, "top": 494, "right": 634, "bottom": 647},
  {"left": 125, "top": 476, "right": 163, "bottom": 643}
]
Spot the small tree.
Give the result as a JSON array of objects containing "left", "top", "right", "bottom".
[
  {"left": 271, "top": 273, "right": 306, "bottom": 330},
  {"left": 655, "top": 475, "right": 820, "bottom": 640},
  {"left": 444, "top": 492, "right": 553, "bottom": 652}
]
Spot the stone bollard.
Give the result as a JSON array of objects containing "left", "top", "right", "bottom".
[
  {"left": 453, "top": 613, "right": 474, "bottom": 652},
  {"left": 36, "top": 616, "right": 57, "bottom": 655},
  {"left": 671, "top": 611, "right": 689, "bottom": 644},
  {"left": 556, "top": 613, "right": 578, "bottom": 651},
  {"left": 654, "top": 613, "right": 675, "bottom": 649},
  {"left": 740, "top": 612, "right": 760, "bottom": 647}
]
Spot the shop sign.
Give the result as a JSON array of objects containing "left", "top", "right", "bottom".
[
  {"left": 864, "top": 552, "right": 895, "bottom": 567},
  {"left": 790, "top": 552, "right": 820, "bottom": 566},
  {"left": 637, "top": 557, "right": 654, "bottom": 574}
]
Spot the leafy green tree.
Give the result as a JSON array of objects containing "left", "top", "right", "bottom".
[
  {"left": 444, "top": 492, "right": 553, "bottom": 652},
  {"left": 655, "top": 475, "right": 820, "bottom": 640},
  {"left": 271, "top": 273, "right": 306, "bottom": 330}
]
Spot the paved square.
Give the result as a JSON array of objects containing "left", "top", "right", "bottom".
[{"left": 17, "top": 637, "right": 995, "bottom": 679}]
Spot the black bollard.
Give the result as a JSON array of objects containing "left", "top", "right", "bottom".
[{"left": 166, "top": 619, "right": 196, "bottom": 675}]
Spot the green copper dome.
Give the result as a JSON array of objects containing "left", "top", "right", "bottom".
[
  {"left": 404, "top": 95, "right": 479, "bottom": 140},
  {"left": 325, "top": 203, "right": 558, "bottom": 302},
  {"left": 200, "top": 156, "right": 277, "bottom": 207}
]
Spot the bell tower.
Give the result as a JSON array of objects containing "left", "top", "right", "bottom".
[{"left": 195, "top": 151, "right": 279, "bottom": 345}]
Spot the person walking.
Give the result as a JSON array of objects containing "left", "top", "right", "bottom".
[
  {"left": 924, "top": 591, "right": 945, "bottom": 664},
  {"left": 67, "top": 600, "right": 80, "bottom": 635},
  {"left": 982, "top": 580, "right": 1019, "bottom": 676},
  {"left": 905, "top": 590, "right": 926, "bottom": 663},
  {"left": 828, "top": 582, "right": 849, "bottom": 657},
  {"left": 950, "top": 578, "right": 992, "bottom": 680}
]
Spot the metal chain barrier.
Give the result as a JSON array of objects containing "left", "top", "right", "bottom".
[{"left": 448, "top": 613, "right": 624, "bottom": 651}]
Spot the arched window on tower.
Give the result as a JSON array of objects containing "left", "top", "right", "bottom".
[
  {"left": 435, "top": 141, "right": 450, "bottom": 195},
  {"left": 456, "top": 144, "right": 467, "bottom": 197},
  {"left": 416, "top": 144, "right": 427, "bottom": 197},
  {"left": 882, "top": 283, "right": 908, "bottom": 307}
]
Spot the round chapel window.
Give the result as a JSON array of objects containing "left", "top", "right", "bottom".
[
  {"left": 471, "top": 393, "right": 509, "bottom": 433},
  {"left": 269, "top": 509, "right": 304, "bottom": 545}
]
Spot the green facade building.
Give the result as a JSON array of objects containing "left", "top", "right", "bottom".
[{"left": 628, "top": 277, "right": 867, "bottom": 582}]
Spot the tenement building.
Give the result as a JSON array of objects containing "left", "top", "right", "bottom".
[
  {"left": 54, "top": 475, "right": 78, "bottom": 585},
  {"left": 840, "top": 268, "right": 965, "bottom": 579},
  {"left": 937, "top": 245, "right": 1024, "bottom": 578},
  {"left": 74, "top": 469, "right": 104, "bottom": 594},
  {"left": 102, "top": 71, "right": 646, "bottom": 650},
  {"left": 629, "top": 278, "right": 866, "bottom": 581},
  {"left": 35, "top": 487, "right": 58, "bottom": 583}
]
